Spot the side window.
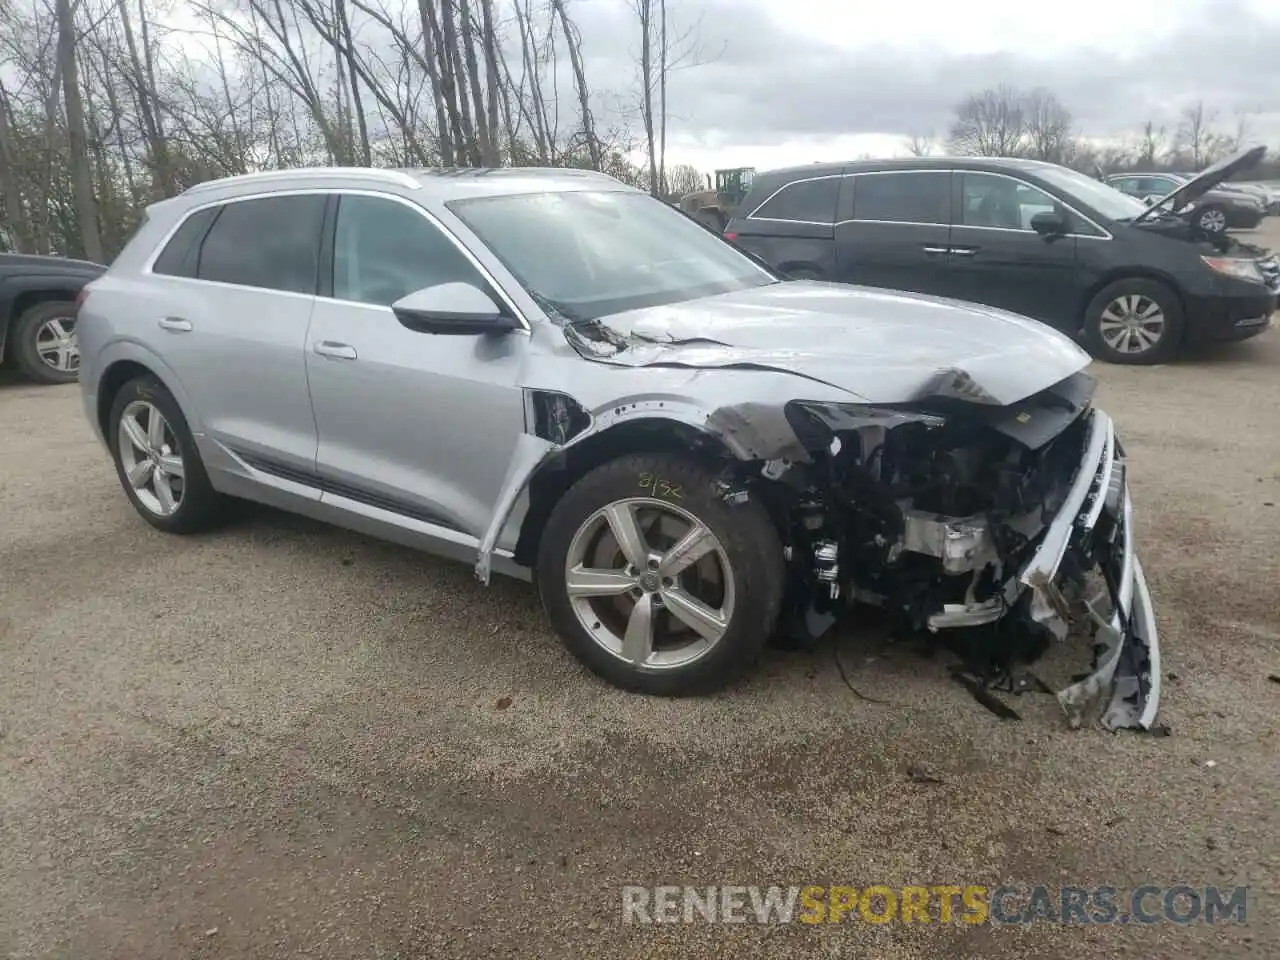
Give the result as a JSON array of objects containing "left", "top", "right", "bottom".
[
  {"left": 852, "top": 172, "right": 950, "bottom": 225},
  {"left": 1109, "top": 177, "right": 1140, "bottom": 195},
  {"left": 197, "top": 194, "right": 326, "bottom": 294},
  {"left": 1142, "top": 177, "right": 1176, "bottom": 195},
  {"left": 749, "top": 178, "right": 839, "bottom": 223},
  {"left": 333, "top": 194, "right": 488, "bottom": 307},
  {"left": 960, "top": 173, "right": 1058, "bottom": 231},
  {"left": 152, "top": 207, "right": 217, "bottom": 278}
]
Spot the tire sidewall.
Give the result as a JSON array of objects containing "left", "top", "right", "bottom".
[
  {"left": 1084, "top": 278, "right": 1184, "bottom": 365},
  {"left": 108, "top": 375, "right": 217, "bottom": 533},
  {"left": 536, "top": 453, "right": 782, "bottom": 695},
  {"left": 12, "top": 301, "right": 79, "bottom": 385}
]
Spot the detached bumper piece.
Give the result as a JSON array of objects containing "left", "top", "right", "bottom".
[{"left": 930, "top": 409, "right": 1161, "bottom": 732}]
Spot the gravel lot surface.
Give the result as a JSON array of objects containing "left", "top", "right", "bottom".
[{"left": 3, "top": 226, "right": 1279, "bottom": 959}]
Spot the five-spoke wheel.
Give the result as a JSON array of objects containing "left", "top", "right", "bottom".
[
  {"left": 537, "top": 453, "right": 783, "bottom": 695},
  {"left": 108, "top": 375, "right": 224, "bottom": 533}
]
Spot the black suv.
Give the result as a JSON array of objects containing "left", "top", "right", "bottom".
[{"left": 725, "top": 148, "right": 1278, "bottom": 364}]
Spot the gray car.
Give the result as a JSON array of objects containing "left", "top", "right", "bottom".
[{"left": 75, "top": 166, "right": 1160, "bottom": 729}]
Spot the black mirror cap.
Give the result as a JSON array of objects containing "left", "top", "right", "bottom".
[
  {"left": 392, "top": 307, "right": 521, "bottom": 335},
  {"left": 1030, "top": 211, "right": 1069, "bottom": 237}
]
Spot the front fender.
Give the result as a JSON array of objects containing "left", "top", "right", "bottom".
[{"left": 472, "top": 387, "right": 824, "bottom": 584}]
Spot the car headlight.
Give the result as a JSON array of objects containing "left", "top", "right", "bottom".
[{"left": 1202, "top": 256, "right": 1265, "bottom": 283}]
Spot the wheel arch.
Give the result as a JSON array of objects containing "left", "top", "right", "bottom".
[
  {"left": 511, "top": 416, "right": 740, "bottom": 569},
  {"left": 94, "top": 348, "right": 200, "bottom": 443}
]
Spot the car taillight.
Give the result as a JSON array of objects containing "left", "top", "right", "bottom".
[{"left": 724, "top": 232, "right": 737, "bottom": 241}]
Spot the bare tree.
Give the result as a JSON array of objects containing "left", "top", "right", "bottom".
[
  {"left": 1176, "top": 100, "right": 1223, "bottom": 168},
  {"left": 1024, "top": 88, "right": 1071, "bottom": 163},
  {"left": 948, "top": 85, "right": 1029, "bottom": 157},
  {"left": 551, "top": 0, "right": 600, "bottom": 169},
  {"left": 57, "top": 0, "right": 103, "bottom": 261},
  {"left": 1136, "top": 120, "right": 1167, "bottom": 167},
  {"left": 903, "top": 131, "right": 934, "bottom": 157}
]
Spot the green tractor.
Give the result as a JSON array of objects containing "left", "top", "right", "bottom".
[{"left": 678, "top": 167, "right": 755, "bottom": 232}]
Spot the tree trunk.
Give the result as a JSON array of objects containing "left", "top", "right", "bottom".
[
  {"left": 57, "top": 0, "right": 104, "bottom": 261},
  {"left": 550, "top": 0, "right": 600, "bottom": 169},
  {"left": 0, "top": 83, "right": 32, "bottom": 252},
  {"left": 456, "top": 0, "right": 493, "bottom": 164}
]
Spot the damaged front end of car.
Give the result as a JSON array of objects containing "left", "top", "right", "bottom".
[{"left": 709, "top": 371, "right": 1160, "bottom": 732}]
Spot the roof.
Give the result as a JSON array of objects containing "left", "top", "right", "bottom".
[
  {"left": 756, "top": 155, "right": 1081, "bottom": 181},
  {"left": 176, "top": 165, "right": 631, "bottom": 205}
]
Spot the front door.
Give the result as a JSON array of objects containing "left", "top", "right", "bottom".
[
  {"left": 834, "top": 170, "right": 956, "bottom": 297},
  {"left": 945, "top": 172, "right": 1080, "bottom": 329},
  {"left": 304, "top": 192, "right": 527, "bottom": 537}
]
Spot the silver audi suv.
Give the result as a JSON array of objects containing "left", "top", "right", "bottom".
[{"left": 76, "top": 166, "right": 1160, "bottom": 729}]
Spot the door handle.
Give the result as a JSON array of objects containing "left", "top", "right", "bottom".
[
  {"left": 950, "top": 247, "right": 979, "bottom": 257},
  {"left": 921, "top": 246, "right": 950, "bottom": 256},
  {"left": 158, "top": 317, "right": 192, "bottom": 332},
  {"left": 313, "top": 341, "right": 358, "bottom": 361}
]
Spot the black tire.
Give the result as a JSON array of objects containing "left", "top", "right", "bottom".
[
  {"left": 11, "top": 300, "right": 79, "bottom": 384},
  {"left": 536, "top": 452, "right": 784, "bottom": 695},
  {"left": 1083, "top": 278, "right": 1185, "bottom": 365},
  {"left": 107, "top": 374, "right": 225, "bottom": 534},
  {"left": 1194, "top": 203, "right": 1228, "bottom": 235}
]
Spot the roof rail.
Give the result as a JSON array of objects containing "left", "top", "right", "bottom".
[{"left": 183, "top": 166, "right": 421, "bottom": 195}]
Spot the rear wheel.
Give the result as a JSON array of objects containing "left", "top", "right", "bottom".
[
  {"left": 536, "top": 453, "right": 784, "bottom": 695},
  {"left": 12, "top": 300, "right": 79, "bottom": 384},
  {"left": 108, "top": 375, "right": 225, "bottom": 533},
  {"left": 1083, "top": 278, "right": 1184, "bottom": 365}
]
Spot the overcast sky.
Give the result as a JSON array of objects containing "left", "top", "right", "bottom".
[{"left": 567, "top": 0, "right": 1280, "bottom": 171}]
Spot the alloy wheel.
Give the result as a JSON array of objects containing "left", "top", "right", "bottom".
[
  {"left": 117, "top": 400, "right": 186, "bottom": 517},
  {"left": 564, "top": 497, "right": 736, "bottom": 670},
  {"left": 1198, "top": 208, "right": 1227, "bottom": 233},
  {"left": 34, "top": 317, "right": 79, "bottom": 373},
  {"left": 1098, "top": 294, "right": 1166, "bottom": 355}
]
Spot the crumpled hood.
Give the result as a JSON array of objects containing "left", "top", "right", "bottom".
[{"left": 583, "top": 281, "right": 1092, "bottom": 406}]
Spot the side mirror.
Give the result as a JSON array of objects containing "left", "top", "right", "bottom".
[
  {"left": 1030, "top": 210, "right": 1068, "bottom": 238},
  {"left": 390, "top": 282, "right": 519, "bottom": 335}
]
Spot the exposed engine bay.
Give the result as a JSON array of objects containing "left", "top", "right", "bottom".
[{"left": 712, "top": 371, "right": 1160, "bottom": 731}]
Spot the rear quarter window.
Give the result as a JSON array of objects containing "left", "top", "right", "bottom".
[
  {"left": 749, "top": 177, "right": 839, "bottom": 224},
  {"left": 151, "top": 207, "right": 218, "bottom": 278}
]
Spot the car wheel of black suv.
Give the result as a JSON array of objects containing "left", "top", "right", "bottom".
[
  {"left": 108, "top": 374, "right": 226, "bottom": 534},
  {"left": 12, "top": 300, "right": 80, "bottom": 384},
  {"left": 1084, "top": 278, "right": 1185, "bottom": 365},
  {"left": 536, "top": 452, "right": 784, "bottom": 695}
]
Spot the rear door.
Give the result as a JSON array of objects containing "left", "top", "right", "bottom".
[
  {"left": 146, "top": 193, "right": 325, "bottom": 477},
  {"left": 728, "top": 175, "right": 840, "bottom": 278},
  {"left": 833, "top": 170, "right": 955, "bottom": 296},
  {"left": 945, "top": 171, "right": 1079, "bottom": 328}
]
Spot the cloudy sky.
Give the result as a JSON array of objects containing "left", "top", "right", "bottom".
[{"left": 565, "top": 0, "right": 1280, "bottom": 170}]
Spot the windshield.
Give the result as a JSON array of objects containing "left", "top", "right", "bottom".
[
  {"left": 447, "top": 190, "right": 776, "bottom": 322},
  {"left": 1033, "top": 166, "right": 1150, "bottom": 221}
]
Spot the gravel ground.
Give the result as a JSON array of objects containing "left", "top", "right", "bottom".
[{"left": 3, "top": 228, "right": 1279, "bottom": 959}]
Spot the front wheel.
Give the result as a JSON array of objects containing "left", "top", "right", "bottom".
[
  {"left": 536, "top": 453, "right": 784, "bottom": 695},
  {"left": 1083, "top": 278, "right": 1185, "bottom": 365}
]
